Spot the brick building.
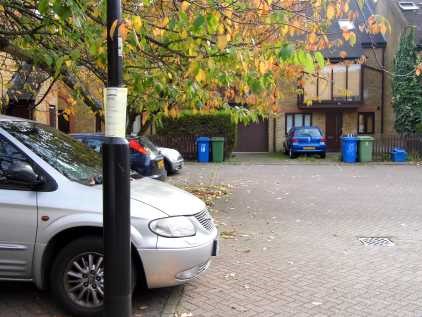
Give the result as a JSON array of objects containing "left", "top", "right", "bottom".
[
  {"left": 235, "top": 1, "right": 387, "bottom": 152},
  {"left": 0, "top": 54, "right": 100, "bottom": 134}
]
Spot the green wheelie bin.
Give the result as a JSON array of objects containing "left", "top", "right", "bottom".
[
  {"left": 357, "top": 135, "right": 374, "bottom": 162},
  {"left": 211, "top": 137, "right": 225, "bottom": 162}
]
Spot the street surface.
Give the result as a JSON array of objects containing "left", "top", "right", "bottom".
[{"left": 2, "top": 158, "right": 422, "bottom": 316}]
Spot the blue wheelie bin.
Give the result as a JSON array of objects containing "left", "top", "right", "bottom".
[
  {"left": 391, "top": 148, "right": 407, "bottom": 162},
  {"left": 341, "top": 135, "right": 358, "bottom": 163},
  {"left": 196, "top": 137, "right": 210, "bottom": 162}
]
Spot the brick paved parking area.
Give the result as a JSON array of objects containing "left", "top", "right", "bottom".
[
  {"left": 171, "top": 163, "right": 422, "bottom": 317},
  {"left": 0, "top": 281, "right": 176, "bottom": 317},
  {"left": 2, "top": 161, "right": 422, "bottom": 317}
]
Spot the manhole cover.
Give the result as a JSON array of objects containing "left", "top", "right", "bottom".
[{"left": 358, "top": 237, "right": 394, "bottom": 246}]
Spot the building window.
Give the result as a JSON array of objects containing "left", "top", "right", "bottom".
[
  {"left": 303, "top": 64, "right": 362, "bottom": 103},
  {"left": 358, "top": 112, "right": 375, "bottom": 134},
  {"left": 285, "top": 113, "right": 312, "bottom": 134}
]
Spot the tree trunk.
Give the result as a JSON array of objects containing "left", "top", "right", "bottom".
[
  {"left": 140, "top": 119, "right": 152, "bottom": 136},
  {"left": 126, "top": 110, "right": 137, "bottom": 135}
]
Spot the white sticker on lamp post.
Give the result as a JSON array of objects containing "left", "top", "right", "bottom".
[{"left": 104, "top": 87, "right": 127, "bottom": 137}]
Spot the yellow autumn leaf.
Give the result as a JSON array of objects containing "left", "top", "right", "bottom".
[
  {"left": 132, "top": 16, "right": 142, "bottom": 33},
  {"left": 308, "top": 32, "right": 318, "bottom": 44},
  {"left": 195, "top": 69, "right": 206, "bottom": 82},
  {"left": 119, "top": 23, "right": 129, "bottom": 40},
  {"left": 327, "top": 4, "right": 335, "bottom": 20},
  {"left": 349, "top": 32, "right": 357, "bottom": 46},
  {"left": 152, "top": 27, "right": 163, "bottom": 37},
  {"left": 343, "top": 31, "right": 350, "bottom": 41},
  {"left": 216, "top": 34, "right": 229, "bottom": 50},
  {"left": 259, "top": 60, "right": 269, "bottom": 74},
  {"left": 379, "top": 22, "right": 387, "bottom": 35},
  {"left": 218, "top": 24, "right": 225, "bottom": 35},
  {"left": 161, "top": 16, "right": 169, "bottom": 27},
  {"left": 344, "top": 2, "right": 349, "bottom": 12},
  {"left": 109, "top": 19, "right": 118, "bottom": 39},
  {"left": 180, "top": 1, "right": 190, "bottom": 11}
]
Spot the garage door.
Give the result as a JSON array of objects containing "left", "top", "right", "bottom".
[{"left": 235, "top": 120, "right": 269, "bottom": 152}]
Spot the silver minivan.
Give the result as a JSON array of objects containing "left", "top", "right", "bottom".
[{"left": 0, "top": 115, "right": 218, "bottom": 316}]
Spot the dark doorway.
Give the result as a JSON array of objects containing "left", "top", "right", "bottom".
[
  {"left": 6, "top": 100, "right": 34, "bottom": 119},
  {"left": 58, "top": 110, "right": 70, "bottom": 133},
  {"left": 235, "top": 120, "right": 269, "bottom": 152},
  {"left": 49, "top": 105, "right": 56, "bottom": 128},
  {"left": 325, "top": 111, "right": 343, "bottom": 151}
]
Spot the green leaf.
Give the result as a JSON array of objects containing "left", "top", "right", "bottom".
[
  {"left": 279, "top": 44, "right": 294, "bottom": 61},
  {"left": 206, "top": 13, "right": 219, "bottom": 34},
  {"left": 70, "top": 49, "right": 80, "bottom": 60},
  {"left": 192, "top": 15, "right": 206, "bottom": 32},
  {"left": 44, "top": 54, "right": 53, "bottom": 66},
  {"left": 314, "top": 52, "right": 325, "bottom": 68},
  {"left": 38, "top": 0, "right": 49, "bottom": 14},
  {"left": 54, "top": 56, "right": 65, "bottom": 77}
]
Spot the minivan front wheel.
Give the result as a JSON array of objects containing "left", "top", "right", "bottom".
[{"left": 50, "top": 236, "right": 136, "bottom": 317}]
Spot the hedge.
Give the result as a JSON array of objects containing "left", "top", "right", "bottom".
[{"left": 156, "top": 112, "right": 236, "bottom": 159}]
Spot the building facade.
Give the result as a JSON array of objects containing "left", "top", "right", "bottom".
[{"left": 236, "top": 1, "right": 390, "bottom": 152}]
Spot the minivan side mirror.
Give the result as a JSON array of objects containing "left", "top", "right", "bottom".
[{"left": 5, "top": 161, "right": 45, "bottom": 188}]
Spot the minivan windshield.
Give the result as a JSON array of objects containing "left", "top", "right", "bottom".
[{"left": 1, "top": 121, "right": 102, "bottom": 185}]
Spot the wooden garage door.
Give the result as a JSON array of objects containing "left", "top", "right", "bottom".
[{"left": 235, "top": 120, "right": 269, "bottom": 152}]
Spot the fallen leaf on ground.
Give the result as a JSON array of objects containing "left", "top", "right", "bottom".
[
  {"left": 224, "top": 272, "right": 236, "bottom": 279},
  {"left": 220, "top": 230, "right": 237, "bottom": 239},
  {"left": 181, "top": 184, "right": 231, "bottom": 207}
]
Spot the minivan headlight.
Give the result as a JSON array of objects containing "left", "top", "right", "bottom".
[{"left": 149, "top": 216, "right": 196, "bottom": 238}]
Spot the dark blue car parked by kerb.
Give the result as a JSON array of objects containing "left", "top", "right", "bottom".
[{"left": 71, "top": 134, "right": 167, "bottom": 180}]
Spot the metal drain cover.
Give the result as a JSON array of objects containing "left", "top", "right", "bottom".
[{"left": 359, "top": 237, "right": 394, "bottom": 246}]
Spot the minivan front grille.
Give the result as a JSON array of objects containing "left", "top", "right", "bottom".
[{"left": 194, "top": 209, "right": 215, "bottom": 231}]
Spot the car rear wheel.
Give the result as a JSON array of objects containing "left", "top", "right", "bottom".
[
  {"left": 320, "top": 152, "right": 326, "bottom": 159},
  {"left": 289, "top": 148, "right": 297, "bottom": 159},
  {"left": 50, "top": 236, "right": 136, "bottom": 317}
]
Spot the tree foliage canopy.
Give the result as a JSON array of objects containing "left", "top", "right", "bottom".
[
  {"left": 392, "top": 27, "right": 422, "bottom": 134},
  {"left": 0, "top": 0, "right": 389, "bottom": 128}
]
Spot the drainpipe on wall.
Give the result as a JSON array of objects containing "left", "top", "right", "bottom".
[
  {"left": 381, "top": 47, "right": 385, "bottom": 134},
  {"left": 273, "top": 117, "right": 277, "bottom": 152}
]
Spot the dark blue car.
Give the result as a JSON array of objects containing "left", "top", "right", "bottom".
[
  {"left": 283, "top": 126, "right": 327, "bottom": 159},
  {"left": 71, "top": 134, "right": 167, "bottom": 180}
]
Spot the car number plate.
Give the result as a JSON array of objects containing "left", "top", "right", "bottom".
[
  {"left": 303, "top": 146, "right": 315, "bottom": 150},
  {"left": 158, "top": 160, "right": 164, "bottom": 169},
  {"left": 212, "top": 239, "right": 219, "bottom": 256}
]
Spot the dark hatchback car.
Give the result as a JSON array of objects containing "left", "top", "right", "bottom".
[
  {"left": 283, "top": 126, "right": 327, "bottom": 159},
  {"left": 71, "top": 134, "right": 167, "bottom": 180}
]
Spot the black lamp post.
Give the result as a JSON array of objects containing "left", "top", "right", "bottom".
[{"left": 103, "top": 0, "right": 132, "bottom": 316}]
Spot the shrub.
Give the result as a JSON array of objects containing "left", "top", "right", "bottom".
[{"left": 156, "top": 112, "right": 236, "bottom": 159}]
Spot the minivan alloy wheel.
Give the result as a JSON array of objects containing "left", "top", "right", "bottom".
[{"left": 64, "top": 252, "right": 104, "bottom": 308}]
